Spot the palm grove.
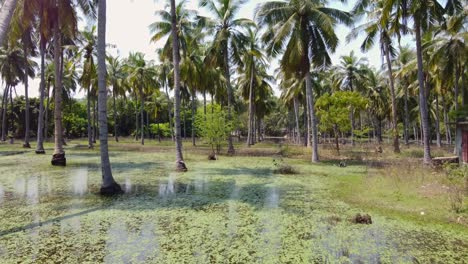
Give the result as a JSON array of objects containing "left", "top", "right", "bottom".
[{"left": 0, "top": 0, "right": 466, "bottom": 194}]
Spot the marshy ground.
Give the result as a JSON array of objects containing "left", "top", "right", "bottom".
[{"left": 0, "top": 139, "right": 467, "bottom": 263}]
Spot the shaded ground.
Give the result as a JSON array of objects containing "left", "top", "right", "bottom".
[{"left": 0, "top": 139, "right": 467, "bottom": 263}]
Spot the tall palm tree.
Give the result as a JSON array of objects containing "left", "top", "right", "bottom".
[
  {"left": 97, "top": 0, "right": 122, "bottom": 195},
  {"left": 78, "top": 26, "right": 97, "bottom": 149},
  {"left": 350, "top": 0, "right": 411, "bottom": 152},
  {"left": 170, "top": 0, "right": 187, "bottom": 171},
  {"left": 107, "top": 55, "right": 125, "bottom": 142},
  {"left": 256, "top": 0, "right": 352, "bottom": 162},
  {"left": 201, "top": 0, "right": 255, "bottom": 155},
  {"left": 0, "top": 0, "right": 18, "bottom": 44},
  {"left": 384, "top": 0, "right": 447, "bottom": 164}
]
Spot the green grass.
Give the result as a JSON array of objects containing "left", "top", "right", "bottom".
[{"left": 0, "top": 139, "right": 467, "bottom": 263}]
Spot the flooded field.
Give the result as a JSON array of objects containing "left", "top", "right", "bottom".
[{"left": 0, "top": 143, "right": 467, "bottom": 263}]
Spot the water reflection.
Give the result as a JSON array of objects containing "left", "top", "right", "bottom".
[
  {"left": 14, "top": 178, "right": 26, "bottom": 197},
  {"left": 27, "top": 176, "right": 39, "bottom": 205},
  {"left": 71, "top": 168, "right": 88, "bottom": 196},
  {"left": 159, "top": 173, "right": 176, "bottom": 197},
  {"left": 0, "top": 185, "right": 4, "bottom": 205},
  {"left": 124, "top": 177, "right": 132, "bottom": 193}
]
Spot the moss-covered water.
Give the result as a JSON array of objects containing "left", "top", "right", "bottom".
[{"left": 0, "top": 142, "right": 467, "bottom": 263}]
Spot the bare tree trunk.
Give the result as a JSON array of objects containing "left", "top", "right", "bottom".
[
  {"left": 170, "top": 0, "right": 187, "bottom": 171},
  {"left": 384, "top": 42, "right": 400, "bottom": 153},
  {"left": 51, "top": 7, "right": 66, "bottom": 166},
  {"left": 293, "top": 97, "right": 301, "bottom": 145},
  {"left": 223, "top": 43, "right": 235, "bottom": 155},
  {"left": 0, "top": 0, "right": 18, "bottom": 45},
  {"left": 97, "top": 0, "right": 122, "bottom": 195},
  {"left": 415, "top": 21, "right": 431, "bottom": 164},
  {"left": 87, "top": 88, "right": 93, "bottom": 148},
  {"left": 435, "top": 94, "right": 441, "bottom": 147},
  {"left": 23, "top": 45, "right": 30, "bottom": 148},
  {"left": 44, "top": 81, "right": 50, "bottom": 142},
  {"left": 139, "top": 87, "right": 144, "bottom": 145},
  {"left": 35, "top": 38, "right": 46, "bottom": 153},
  {"left": 164, "top": 82, "right": 174, "bottom": 141},
  {"left": 191, "top": 91, "right": 196, "bottom": 146},
  {"left": 113, "top": 86, "right": 118, "bottom": 142},
  {"left": 442, "top": 95, "right": 451, "bottom": 145},
  {"left": 93, "top": 97, "right": 97, "bottom": 143},
  {"left": 247, "top": 63, "right": 254, "bottom": 147},
  {"left": 305, "top": 71, "right": 319, "bottom": 162},
  {"left": 404, "top": 80, "right": 409, "bottom": 145},
  {"left": 1, "top": 85, "right": 9, "bottom": 142}
]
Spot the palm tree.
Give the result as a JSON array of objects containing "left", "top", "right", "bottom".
[
  {"left": 0, "top": 45, "right": 32, "bottom": 142},
  {"left": 125, "top": 52, "right": 157, "bottom": 145},
  {"left": 0, "top": 0, "right": 18, "bottom": 44},
  {"left": 78, "top": 26, "right": 97, "bottom": 149},
  {"left": 201, "top": 0, "right": 255, "bottom": 155},
  {"left": 97, "top": 0, "right": 122, "bottom": 195},
  {"left": 384, "top": 0, "right": 447, "bottom": 164},
  {"left": 107, "top": 55, "right": 125, "bottom": 142},
  {"left": 170, "top": 0, "right": 187, "bottom": 171},
  {"left": 350, "top": 0, "right": 411, "bottom": 153},
  {"left": 256, "top": 0, "right": 352, "bottom": 162}
]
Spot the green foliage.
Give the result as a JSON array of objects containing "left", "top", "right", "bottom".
[
  {"left": 316, "top": 91, "right": 368, "bottom": 134},
  {"left": 195, "top": 104, "right": 232, "bottom": 153},
  {"left": 149, "top": 123, "right": 171, "bottom": 137}
]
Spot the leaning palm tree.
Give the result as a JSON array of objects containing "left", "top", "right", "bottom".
[
  {"left": 200, "top": 0, "right": 255, "bottom": 155},
  {"left": 256, "top": 0, "right": 352, "bottom": 162},
  {"left": 97, "top": 0, "right": 122, "bottom": 195},
  {"left": 0, "top": 0, "right": 18, "bottom": 44},
  {"left": 170, "top": 0, "right": 187, "bottom": 171}
]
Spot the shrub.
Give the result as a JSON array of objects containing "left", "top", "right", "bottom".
[{"left": 272, "top": 157, "right": 298, "bottom": 174}]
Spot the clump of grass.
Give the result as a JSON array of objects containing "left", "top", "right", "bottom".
[
  {"left": 272, "top": 157, "right": 298, "bottom": 174},
  {"left": 443, "top": 164, "right": 467, "bottom": 213}
]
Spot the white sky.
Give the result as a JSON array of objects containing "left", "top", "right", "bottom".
[{"left": 16, "top": 0, "right": 412, "bottom": 98}]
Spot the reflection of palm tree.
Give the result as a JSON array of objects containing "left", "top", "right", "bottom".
[
  {"left": 257, "top": 0, "right": 352, "bottom": 162},
  {"left": 201, "top": 0, "right": 255, "bottom": 155}
]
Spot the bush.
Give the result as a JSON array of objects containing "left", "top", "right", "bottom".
[
  {"left": 443, "top": 164, "right": 467, "bottom": 213},
  {"left": 272, "top": 157, "right": 298, "bottom": 174},
  {"left": 150, "top": 123, "right": 172, "bottom": 138}
]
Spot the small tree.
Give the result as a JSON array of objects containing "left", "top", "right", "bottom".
[
  {"left": 316, "top": 91, "right": 367, "bottom": 154},
  {"left": 195, "top": 104, "right": 233, "bottom": 155}
]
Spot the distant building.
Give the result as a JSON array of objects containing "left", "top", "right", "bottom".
[{"left": 455, "top": 119, "right": 468, "bottom": 164}]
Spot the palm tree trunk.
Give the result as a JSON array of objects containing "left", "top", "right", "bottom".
[
  {"left": 170, "top": 0, "right": 187, "bottom": 171},
  {"left": 305, "top": 71, "right": 319, "bottom": 162},
  {"left": 135, "top": 99, "right": 138, "bottom": 141},
  {"left": 44, "top": 81, "right": 50, "bottom": 142},
  {"left": 454, "top": 65, "right": 460, "bottom": 112},
  {"left": 247, "top": 63, "right": 254, "bottom": 147},
  {"left": 0, "top": 0, "right": 18, "bottom": 45},
  {"left": 51, "top": 9, "right": 65, "bottom": 166},
  {"left": 404, "top": 80, "right": 410, "bottom": 145},
  {"left": 203, "top": 90, "right": 207, "bottom": 118},
  {"left": 435, "top": 94, "right": 441, "bottom": 147},
  {"left": 442, "top": 95, "right": 451, "bottom": 145},
  {"left": 139, "top": 87, "right": 144, "bottom": 145},
  {"left": 97, "top": 0, "right": 122, "bottom": 195},
  {"left": 93, "top": 98, "right": 97, "bottom": 143},
  {"left": 35, "top": 40, "right": 46, "bottom": 153},
  {"left": 293, "top": 97, "right": 301, "bottom": 145},
  {"left": 113, "top": 87, "right": 118, "bottom": 142},
  {"left": 23, "top": 45, "right": 30, "bottom": 148},
  {"left": 1, "top": 85, "right": 9, "bottom": 142},
  {"left": 87, "top": 88, "right": 93, "bottom": 148},
  {"left": 164, "top": 82, "right": 174, "bottom": 141},
  {"left": 191, "top": 91, "right": 196, "bottom": 146},
  {"left": 223, "top": 43, "right": 235, "bottom": 155},
  {"left": 384, "top": 42, "right": 400, "bottom": 153},
  {"left": 303, "top": 98, "right": 307, "bottom": 146},
  {"left": 415, "top": 21, "right": 431, "bottom": 164}
]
